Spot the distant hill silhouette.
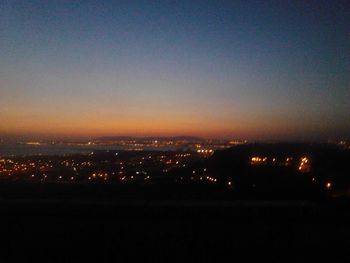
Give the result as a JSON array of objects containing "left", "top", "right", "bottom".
[
  {"left": 206, "top": 143, "right": 350, "bottom": 199},
  {"left": 95, "top": 136, "right": 206, "bottom": 142}
]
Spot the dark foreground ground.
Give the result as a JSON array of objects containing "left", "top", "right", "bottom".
[{"left": 0, "top": 183, "right": 349, "bottom": 262}]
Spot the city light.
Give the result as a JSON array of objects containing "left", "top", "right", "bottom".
[{"left": 326, "top": 182, "right": 332, "bottom": 190}]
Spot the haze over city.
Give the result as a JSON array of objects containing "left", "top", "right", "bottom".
[{"left": 1, "top": 1, "right": 349, "bottom": 141}]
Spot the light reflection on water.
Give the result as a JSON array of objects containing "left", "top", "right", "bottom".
[
  {"left": 0, "top": 144, "right": 93, "bottom": 157},
  {"left": 0, "top": 143, "right": 181, "bottom": 157}
]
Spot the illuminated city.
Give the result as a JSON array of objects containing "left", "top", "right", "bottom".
[
  {"left": 0, "top": 140, "right": 348, "bottom": 199},
  {"left": 0, "top": 0, "right": 349, "bottom": 261}
]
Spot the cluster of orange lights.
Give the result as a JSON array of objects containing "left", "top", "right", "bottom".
[
  {"left": 175, "top": 153, "right": 191, "bottom": 157},
  {"left": 89, "top": 172, "right": 109, "bottom": 180},
  {"left": 250, "top": 156, "right": 312, "bottom": 172},
  {"left": 0, "top": 159, "right": 54, "bottom": 176},
  {"left": 250, "top": 156, "right": 268, "bottom": 164},
  {"left": 298, "top": 157, "right": 310, "bottom": 172},
  {"left": 204, "top": 176, "right": 217, "bottom": 182},
  {"left": 197, "top": 149, "right": 214, "bottom": 154}
]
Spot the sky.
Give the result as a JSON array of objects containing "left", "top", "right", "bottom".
[{"left": 0, "top": 0, "right": 349, "bottom": 141}]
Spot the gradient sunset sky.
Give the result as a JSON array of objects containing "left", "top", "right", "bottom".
[{"left": 1, "top": 0, "right": 349, "bottom": 140}]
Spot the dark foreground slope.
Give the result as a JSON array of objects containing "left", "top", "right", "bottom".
[{"left": 0, "top": 183, "right": 349, "bottom": 263}]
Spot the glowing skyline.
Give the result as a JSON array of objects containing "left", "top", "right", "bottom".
[{"left": 1, "top": 1, "right": 349, "bottom": 140}]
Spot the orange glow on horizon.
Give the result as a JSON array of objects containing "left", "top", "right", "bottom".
[
  {"left": 0, "top": 107, "right": 250, "bottom": 139},
  {"left": 0, "top": 104, "right": 334, "bottom": 140}
]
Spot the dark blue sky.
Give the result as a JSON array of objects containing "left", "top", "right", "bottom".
[{"left": 0, "top": 0, "right": 349, "bottom": 140}]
